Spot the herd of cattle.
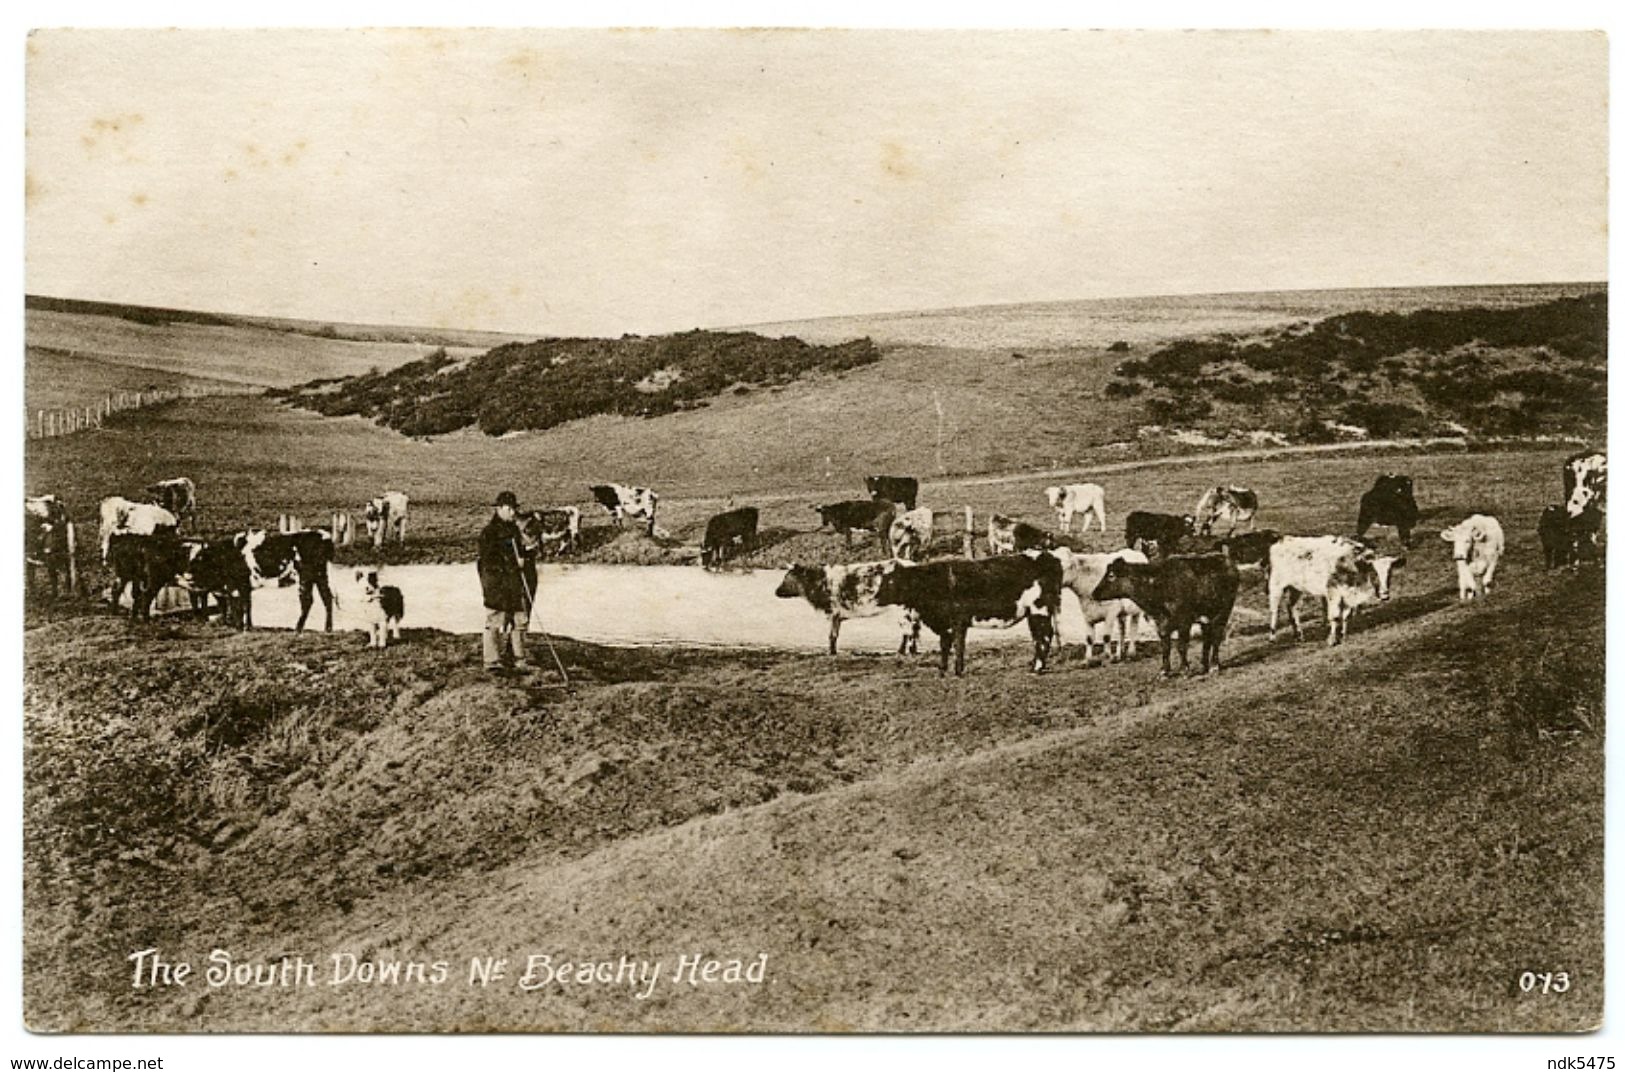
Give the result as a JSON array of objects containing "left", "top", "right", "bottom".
[{"left": 21, "top": 451, "right": 1607, "bottom": 678}]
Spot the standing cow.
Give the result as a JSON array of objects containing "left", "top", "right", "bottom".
[
  {"left": 1045, "top": 483, "right": 1107, "bottom": 535},
  {"left": 775, "top": 561, "right": 922, "bottom": 655},
  {"left": 589, "top": 483, "right": 660, "bottom": 536},
  {"left": 1124, "top": 510, "right": 1196, "bottom": 554},
  {"left": 1267, "top": 536, "right": 1405, "bottom": 646},
  {"left": 1194, "top": 486, "right": 1258, "bottom": 535},
  {"left": 252, "top": 529, "right": 338, "bottom": 630},
  {"left": 24, "top": 495, "right": 76, "bottom": 598},
  {"left": 146, "top": 477, "right": 197, "bottom": 527},
  {"left": 1440, "top": 514, "right": 1505, "bottom": 601},
  {"left": 888, "top": 507, "right": 935, "bottom": 562},
  {"left": 364, "top": 491, "right": 409, "bottom": 548},
  {"left": 1356, "top": 474, "right": 1420, "bottom": 546},
  {"left": 865, "top": 475, "right": 919, "bottom": 511},
  {"left": 814, "top": 500, "right": 896, "bottom": 549},
  {"left": 1091, "top": 554, "right": 1240, "bottom": 678},
  {"left": 875, "top": 551, "right": 1063, "bottom": 677},
  {"left": 987, "top": 514, "right": 1054, "bottom": 555},
  {"left": 1051, "top": 546, "right": 1147, "bottom": 665},
  {"left": 701, "top": 506, "right": 759, "bottom": 569},
  {"left": 99, "top": 497, "right": 179, "bottom": 562}
]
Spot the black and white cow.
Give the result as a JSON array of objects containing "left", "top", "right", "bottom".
[
  {"left": 99, "top": 497, "right": 179, "bottom": 561},
  {"left": 1267, "top": 535, "right": 1405, "bottom": 647},
  {"left": 987, "top": 513, "right": 1055, "bottom": 555},
  {"left": 146, "top": 477, "right": 197, "bottom": 526},
  {"left": 876, "top": 550, "right": 1063, "bottom": 677},
  {"left": 1194, "top": 485, "right": 1258, "bottom": 535},
  {"left": 24, "top": 494, "right": 76, "bottom": 597},
  {"left": 1092, "top": 553, "right": 1240, "bottom": 677},
  {"left": 813, "top": 500, "right": 896, "bottom": 549},
  {"left": 1124, "top": 510, "right": 1196, "bottom": 553},
  {"left": 590, "top": 484, "right": 659, "bottom": 535},
  {"left": 106, "top": 532, "right": 194, "bottom": 621},
  {"left": 865, "top": 475, "right": 919, "bottom": 511},
  {"left": 185, "top": 531, "right": 268, "bottom": 629},
  {"left": 252, "top": 529, "right": 338, "bottom": 631},
  {"left": 364, "top": 491, "right": 409, "bottom": 548},
  {"left": 775, "top": 561, "right": 922, "bottom": 655},
  {"left": 1563, "top": 451, "right": 1606, "bottom": 560},
  {"left": 1356, "top": 474, "right": 1420, "bottom": 546},
  {"left": 519, "top": 506, "right": 582, "bottom": 556},
  {"left": 701, "top": 506, "right": 759, "bottom": 569}
]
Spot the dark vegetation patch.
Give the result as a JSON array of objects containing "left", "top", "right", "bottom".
[
  {"left": 1108, "top": 293, "right": 1607, "bottom": 439},
  {"left": 272, "top": 330, "right": 883, "bottom": 437}
]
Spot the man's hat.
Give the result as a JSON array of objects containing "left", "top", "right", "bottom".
[{"left": 494, "top": 491, "right": 519, "bottom": 508}]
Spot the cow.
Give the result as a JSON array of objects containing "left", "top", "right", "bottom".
[
  {"left": 1124, "top": 510, "right": 1196, "bottom": 553},
  {"left": 251, "top": 529, "right": 338, "bottom": 630},
  {"left": 1538, "top": 505, "right": 1580, "bottom": 570},
  {"left": 184, "top": 532, "right": 267, "bottom": 629},
  {"left": 1091, "top": 554, "right": 1240, "bottom": 677},
  {"left": 589, "top": 484, "right": 659, "bottom": 535},
  {"left": 145, "top": 477, "right": 197, "bottom": 526},
  {"left": 875, "top": 550, "right": 1063, "bottom": 677},
  {"left": 1045, "top": 483, "right": 1107, "bottom": 535},
  {"left": 1564, "top": 451, "right": 1607, "bottom": 518},
  {"left": 99, "top": 497, "right": 179, "bottom": 561},
  {"left": 1194, "top": 485, "right": 1258, "bottom": 535},
  {"left": 518, "top": 506, "right": 582, "bottom": 557},
  {"left": 364, "top": 491, "right": 409, "bottom": 548},
  {"left": 1267, "top": 536, "right": 1405, "bottom": 646},
  {"left": 701, "top": 506, "right": 759, "bottom": 569},
  {"left": 865, "top": 475, "right": 919, "bottom": 511},
  {"left": 24, "top": 494, "right": 76, "bottom": 597},
  {"left": 1051, "top": 546, "right": 1148, "bottom": 665},
  {"left": 813, "top": 500, "right": 896, "bottom": 549},
  {"left": 1440, "top": 514, "right": 1505, "bottom": 601},
  {"left": 987, "top": 514, "right": 1054, "bottom": 555},
  {"left": 1164, "top": 529, "right": 1281, "bottom": 571},
  {"left": 1356, "top": 474, "right": 1420, "bottom": 546},
  {"left": 106, "top": 532, "right": 194, "bottom": 621},
  {"left": 888, "top": 507, "right": 935, "bottom": 562},
  {"left": 774, "top": 561, "right": 922, "bottom": 655}
]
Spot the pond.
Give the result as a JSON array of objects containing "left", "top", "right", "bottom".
[{"left": 145, "top": 562, "right": 1126, "bottom": 652}]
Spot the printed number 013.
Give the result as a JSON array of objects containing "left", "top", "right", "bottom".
[{"left": 1519, "top": 971, "right": 1571, "bottom": 994}]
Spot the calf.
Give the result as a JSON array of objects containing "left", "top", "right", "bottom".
[
  {"left": 875, "top": 551, "right": 1063, "bottom": 677},
  {"left": 1267, "top": 536, "right": 1405, "bottom": 646},
  {"left": 24, "top": 494, "right": 76, "bottom": 597},
  {"left": 1092, "top": 554, "right": 1239, "bottom": 677},
  {"left": 888, "top": 507, "right": 935, "bottom": 562},
  {"left": 774, "top": 561, "right": 921, "bottom": 655},
  {"left": 865, "top": 475, "right": 919, "bottom": 511},
  {"left": 1045, "top": 483, "right": 1107, "bottom": 535},
  {"left": 813, "top": 500, "right": 896, "bottom": 548},
  {"left": 589, "top": 483, "right": 659, "bottom": 535},
  {"left": 1124, "top": 510, "right": 1196, "bottom": 553},
  {"left": 99, "top": 497, "right": 178, "bottom": 561},
  {"left": 701, "top": 506, "right": 759, "bottom": 569},
  {"left": 1440, "top": 514, "right": 1505, "bottom": 601},
  {"left": 987, "top": 513, "right": 1054, "bottom": 555},
  {"left": 1051, "top": 546, "right": 1148, "bottom": 665},
  {"left": 252, "top": 529, "right": 338, "bottom": 630},
  {"left": 355, "top": 568, "right": 406, "bottom": 649},
  {"left": 146, "top": 477, "right": 197, "bottom": 526},
  {"left": 1356, "top": 473, "right": 1420, "bottom": 546},
  {"left": 1194, "top": 485, "right": 1258, "bottom": 535},
  {"left": 364, "top": 491, "right": 409, "bottom": 548}
]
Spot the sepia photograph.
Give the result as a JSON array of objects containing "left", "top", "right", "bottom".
[{"left": 15, "top": 23, "right": 1608, "bottom": 1040}]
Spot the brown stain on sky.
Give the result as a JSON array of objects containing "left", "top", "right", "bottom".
[{"left": 880, "top": 142, "right": 915, "bottom": 180}]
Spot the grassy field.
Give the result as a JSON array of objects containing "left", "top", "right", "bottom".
[
  {"left": 20, "top": 285, "right": 1605, "bottom": 1033},
  {"left": 23, "top": 347, "right": 254, "bottom": 418}
]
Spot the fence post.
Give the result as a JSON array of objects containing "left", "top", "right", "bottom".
[{"left": 963, "top": 505, "right": 975, "bottom": 559}]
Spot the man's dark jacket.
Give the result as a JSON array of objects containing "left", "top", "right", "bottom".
[{"left": 478, "top": 514, "right": 536, "bottom": 612}]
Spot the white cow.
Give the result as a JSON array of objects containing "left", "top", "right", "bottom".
[
  {"left": 774, "top": 561, "right": 922, "bottom": 655},
  {"left": 1440, "top": 514, "right": 1504, "bottom": 601},
  {"left": 1051, "top": 545, "right": 1147, "bottom": 664},
  {"left": 1268, "top": 536, "right": 1406, "bottom": 646},
  {"left": 888, "top": 507, "right": 935, "bottom": 562},
  {"left": 364, "top": 491, "right": 409, "bottom": 548},
  {"left": 1045, "top": 483, "right": 1107, "bottom": 535},
  {"left": 98, "top": 496, "right": 179, "bottom": 561}
]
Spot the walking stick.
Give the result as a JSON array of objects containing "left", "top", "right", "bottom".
[{"left": 512, "top": 541, "right": 572, "bottom": 691}]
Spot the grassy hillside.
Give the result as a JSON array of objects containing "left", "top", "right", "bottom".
[
  {"left": 1107, "top": 293, "right": 1607, "bottom": 439},
  {"left": 24, "top": 347, "right": 253, "bottom": 417},
  {"left": 24, "top": 481, "right": 1601, "bottom": 1031},
  {"left": 274, "top": 331, "right": 882, "bottom": 437}
]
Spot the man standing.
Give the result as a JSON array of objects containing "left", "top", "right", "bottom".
[{"left": 478, "top": 491, "right": 536, "bottom": 676}]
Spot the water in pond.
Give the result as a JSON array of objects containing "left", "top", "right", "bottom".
[{"left": 141, "top": 563, "right": 1136, "bottom": 652}]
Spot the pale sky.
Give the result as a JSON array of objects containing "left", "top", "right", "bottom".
[{"left": 24, "top": 29, "right": 1608, "bottom": 336}]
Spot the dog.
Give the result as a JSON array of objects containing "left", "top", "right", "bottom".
[{"left": 355, "top": 568, "right": 405, "bottom": 649}]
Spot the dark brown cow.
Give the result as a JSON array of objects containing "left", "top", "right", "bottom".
[{"left": 1092, "top": 554, "right": 1240, "bottom": 677}]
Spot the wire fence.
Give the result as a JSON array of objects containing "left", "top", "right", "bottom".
[{"left": 28, "top": 383, "right": 260, "bottom": 440}]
